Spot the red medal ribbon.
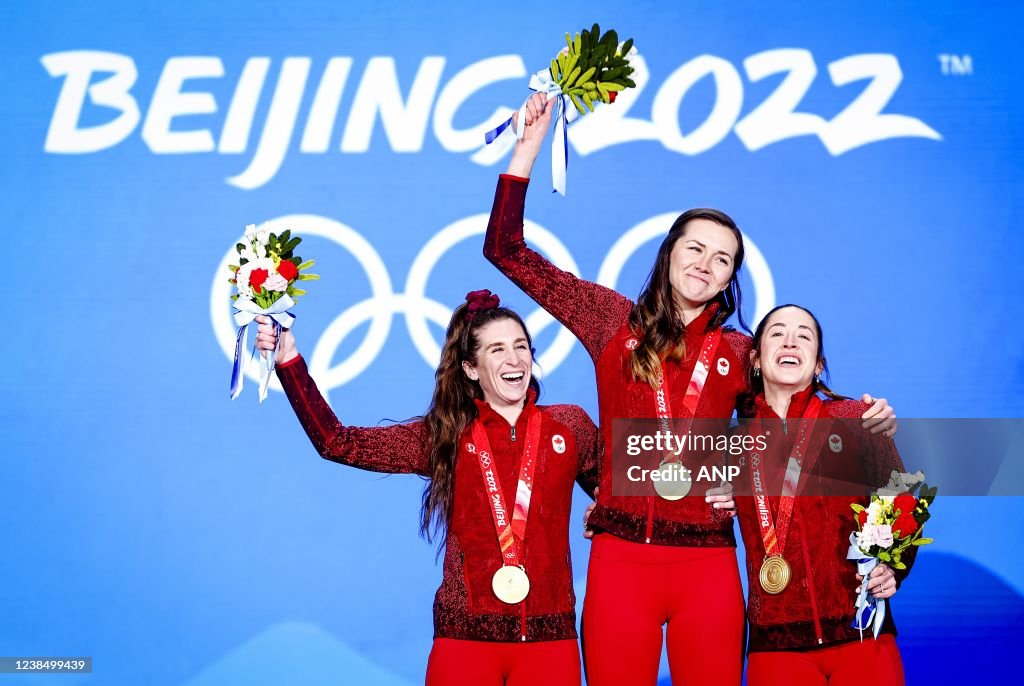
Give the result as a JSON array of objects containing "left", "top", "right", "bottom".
[
  {"left": 470, "top": 411, "right": 542, "bottom": 567},
  {"left": 654, "top": 329, "right": 722, "bottom": 463},
  {"left": 750, "top": 395, "right": 831, "bottom": 557}
]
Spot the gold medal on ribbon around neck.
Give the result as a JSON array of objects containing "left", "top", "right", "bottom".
[
  {"left": 492, "top": 565, "right": 531, "bottom": 604},
  {"left": 759, "top": 555, "right": 792, "bottom": 594},
  {"left": 653, "top": 460, "right": 691, "bottom": 500}
]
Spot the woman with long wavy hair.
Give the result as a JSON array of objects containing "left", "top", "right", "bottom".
[
  {"left": 482, "top": 92, "right": 897, "bottom": 686},
  {"left": 254, "top": 290, "right": 599, "bottom": 685}
]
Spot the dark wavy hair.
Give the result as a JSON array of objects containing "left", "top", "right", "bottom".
[
  {"left": 629, "top": 208, "right": 749, "bottom": 387},
  {"left": 747, "top": 304, "right": 848, "bottom": 401},
  {"left": 419, "top": 303, "right": 539, "bottom": 544}
]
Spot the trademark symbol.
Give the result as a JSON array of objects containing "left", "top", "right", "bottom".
[{"left": 938, "top": 54, "right": 973, "bottom": 76}]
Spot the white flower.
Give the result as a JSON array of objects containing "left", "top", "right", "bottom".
[
  {"left": 244, "top": 223, "right": 257, "bottom": 238},
  {"left": 255, "top": 228, "right": 269, "bottom": 245},
  {"left": 856, "top": 525, "right": 878, "bottom": 550},
  {"left": 857, "top": 523, "right": 893, "bottom": 551},
  {"left": 240, "top": 248, "right": 258, "bottom": 263},
  {"left": 864, "top": 500, "right": 883, "bottom": 526},
  {"left": 264, "top": 273, "right": 288, "bottom": 292},
  {"left": 879, "top": 470, "right": 926, "bottom": 497}
]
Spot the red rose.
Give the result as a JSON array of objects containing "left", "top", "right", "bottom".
[
  {"left": 894, "top": 493, "right": 918, "bottom": 516},
  {"left": 893, "top": 512, "right": 918, "bottom": 538},
  {"left": 609, "top": 90, "right": 618, "bottom": 103},
  {"left": 857, "top": 510, "right": 868, "bottom": 527},
  {"left": 249, "top": 268, "right": 269, "bottom": 293},
  {"left": 277, "top": 260, "right": 298, "bottom": 281}
]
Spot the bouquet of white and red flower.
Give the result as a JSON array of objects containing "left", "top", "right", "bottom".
[
  {"left": 847, "top": 470, "right": 937, "bottom": 638},
  {"left": 484, "top": 23, "right": 638, "bottom": 195},
  {"left": 228, "top": 223, "right": 318, "bottom": 403}
]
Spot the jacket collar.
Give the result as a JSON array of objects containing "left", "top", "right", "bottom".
[{"left": 754, "top": 384, "right": 818, "bottom": 419}]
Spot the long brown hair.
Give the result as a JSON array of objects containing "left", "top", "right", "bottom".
[
  {"left": 419, "top": 300, "right": 540, "bottom": 544},
  {"left": 747, "top": 304, "right": 848, "bottom": 401},
  {"left": 629, "top": 208, "right": 748, "bottom": 387}
]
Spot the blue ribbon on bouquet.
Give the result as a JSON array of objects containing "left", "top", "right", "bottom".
[
  {"left": 847, "top": 534, "right": 887, "bottom": 641},
  {"left": 230, "top": 294, "right": 296, "bottom": 404},
  {"left": 483, "top": 67, "right": 578, "bottom": 196}
]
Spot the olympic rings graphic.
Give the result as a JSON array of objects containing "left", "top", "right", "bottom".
[{"left": 211, "top": 213, "right": 775, "bottom": 398}]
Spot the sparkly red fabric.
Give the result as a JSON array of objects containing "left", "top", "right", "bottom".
[
  {"left": 277, "top": 356, "right": 599, "bottom": 642},
  {"left": 485, "top": 174, "right": 751, "bottom": 546},
  {"left": 734, "top": 387, "right": 917, "bottom": 652}
]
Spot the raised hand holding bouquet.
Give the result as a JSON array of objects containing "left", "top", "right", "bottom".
[
  {"left": 847, "top": 470, "right": 937, "bottom": 639},
  {"left": 484, "top": 23, "right": 637, "bottom": 195},
  {"left": 228, "top": 224, "right": 318, "bottom": 403}
]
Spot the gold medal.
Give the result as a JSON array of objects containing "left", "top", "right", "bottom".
[
  {"left": 492, "top": 565, "right": 531, "bottom": 604},
  {"left": 759, "top": 555, "right": 791, "bottom": 594},
  {"left": 653, "top": 460, "right": 691, "bottom": 500}
]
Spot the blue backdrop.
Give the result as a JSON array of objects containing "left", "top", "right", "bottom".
[{"left": 3, "top": 1, "right": 1022, "bottom": 683}]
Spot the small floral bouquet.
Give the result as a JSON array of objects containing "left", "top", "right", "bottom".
[
  {"left": 228, "top": 223, "right": 318, "bottom": 403},
  {"left": 484, "top": 23, "right": 638, "bottom": 195},
  {"left": 847, "top": 470, "right": 937, "bottom": 638}
]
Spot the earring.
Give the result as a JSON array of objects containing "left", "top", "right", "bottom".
[{"left": 753, "top": 367, "right": 760, "bottom": 378}]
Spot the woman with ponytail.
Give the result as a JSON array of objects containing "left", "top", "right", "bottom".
[
  {"left": 734, "top": 304, "right": 915, "bottom": 685},
  {"left": 482, "top": 93, "right": 898, "bottom": 686},
  {"left": 254, "top": 290, "right": 599, "bottom": 686}
]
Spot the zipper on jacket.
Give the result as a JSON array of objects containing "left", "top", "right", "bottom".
[
  {"left": 511, "top": 426, "right": 517, "bottom": 442},
  {"left": 519, "top": 596, "right": 527, "bottom": 641},
  {"left": 645, "top": 497, "right": 655, "bottom": 543},
  {"left": 796, "top": 515, "right": 824, "bottom": 644},
  {"left": 781, "top": 418, "right": 788, "bottom": 435}
]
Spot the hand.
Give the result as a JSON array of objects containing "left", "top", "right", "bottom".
[
  {"left": 506, "top": 92, "right": 554, "bottom": 178},
  {"left": 860, "top": 394, "right": 897, "bottom": 437},
  {"left": 583, "top": 487, "right": 599, "bottom": 539},
  {"left": 856, "top": 563, "right": 898, "bottom": 599},
  {"left": 255, "top": 314, "right": 299, "bottom": 365},
  {"left": 705, "top": 482, "right": 737, "bottom": 518}
]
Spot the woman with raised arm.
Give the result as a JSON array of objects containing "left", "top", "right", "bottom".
[
  {"left": 254, "top": 290, "right": 599, "bottom": 686},
  {"left": 482, "top": 92, "right": 897, "bottom": 686},
  {"left": 735, "top": 304, "right": 915, "bottom": 685}
]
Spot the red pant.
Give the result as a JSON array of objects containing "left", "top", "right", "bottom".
[
  {"left": 582, "top": 534, "right": 745, "bottom": 686},
  {"left": 746, "top": 634, "right": 904, "bottom": 686},
  {"left": 425, "top": 637, "right": 580, "bottom": 686}
]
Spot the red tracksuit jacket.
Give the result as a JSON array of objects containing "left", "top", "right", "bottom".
[
  {"left": 485, "top": 174, "right": 750, "bottom": 546},
  {"left": 277, "top": 355, "right": 599, "bottom": 642},
  {"left": 734, "top": 387, "right": 917, "bottom": 652}
]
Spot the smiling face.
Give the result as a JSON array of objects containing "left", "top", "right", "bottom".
[
  {"left": 667, "top": 218, "right": 739, "bottom": 311},
  {"left": 753, "top": 306, "right": 825, "bottom": 392},
  {"left": 462, "top": 318, "right": 533, "bottom": 411}
]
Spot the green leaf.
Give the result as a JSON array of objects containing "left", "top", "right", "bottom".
[
  {"left": 878, "top": 551, "right": 891, "bottom": 562},
  {"left": 298, "top": 259, "right": 315, "bottom": 270},
  {"left": 284, "top": 237, "right": 302, "bottom": 252},
  {"left": 912, "top": 537, "right": 934, "bottom": 546},
  {"left": 893, "top": 561, "right": 907, "bottom": 570},
  {"left": 621, "top": 38, "right": 634, "bottom": 56},
  {"left": 230, "top": 294, "right": 239, "bottom": 301},
  {"left": 850, "top": 503, "right": 866, "bottom": 513},
  {"left": 228, "top": 264, "right": 239, "bottom": 272},
  {"left": 236, "top": 243, "right": 246, "bottom": 253},
  {"left": 297, "top": 273, "right": 320, "bottom": 281}
]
